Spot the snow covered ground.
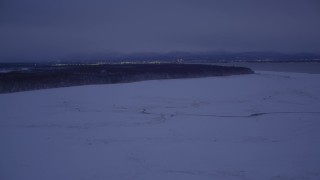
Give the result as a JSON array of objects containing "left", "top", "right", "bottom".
[{"left": 1, "top": 71, "right": 320, "bottom": 180}]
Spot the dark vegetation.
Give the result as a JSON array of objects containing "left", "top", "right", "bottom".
[{"left": 0, "top": 64, "right": 254, "bottom": 93}]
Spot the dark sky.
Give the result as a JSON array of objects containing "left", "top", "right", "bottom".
[{"left": 1, "top": 0, "right": 320, "bottom": 61}]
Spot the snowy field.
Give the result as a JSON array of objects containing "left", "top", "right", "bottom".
[{"left": 1, "top": 71, "right": 320, "bottom": 180}]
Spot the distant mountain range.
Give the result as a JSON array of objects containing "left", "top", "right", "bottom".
[
  {"left": 57, "top": 51, "right": 320, "bottom": 63},
  {"left": 2, "top": 51, "right": 320, "bottom": 63}
]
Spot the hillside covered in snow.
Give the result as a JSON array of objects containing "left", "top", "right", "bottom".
[{"left": 1, "top": 71, "right": 320, "bottom": 180}]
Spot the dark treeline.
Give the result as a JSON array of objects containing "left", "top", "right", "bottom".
[{"left": 0, "top": 64, "right": 254, "bottom": 93}]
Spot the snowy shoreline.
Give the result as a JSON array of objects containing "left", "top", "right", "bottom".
[{"left": 0, "top": 64, "right": 253, "bottom": 94}]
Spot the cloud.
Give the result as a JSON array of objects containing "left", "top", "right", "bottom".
[{"left": 1, "top": 0, "right": 320, "bottom": 61}]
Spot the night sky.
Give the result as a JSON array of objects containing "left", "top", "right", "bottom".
[{"left": 1, "top": 0, "right": 320, "bottom": 61}]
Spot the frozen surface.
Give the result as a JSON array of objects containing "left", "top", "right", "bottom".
[{"left": 1, "top": 71, "right": 320, "bottom": 180}]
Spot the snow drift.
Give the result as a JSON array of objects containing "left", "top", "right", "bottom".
[{"left": 1, "top": 71, "right": 320, "bottom": 180}]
